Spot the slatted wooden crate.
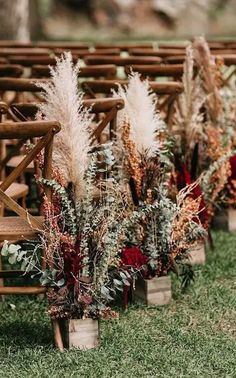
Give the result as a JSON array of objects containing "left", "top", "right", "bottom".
[
  {"left": 228, "top": 208, "right": 236, "bottom": 231},
  {"left": 213, "top": 208, "right": 236, "bottom": 232},
  {"left": 188, "top": 242, "right": 206, "bottom": 265},
  {"left": 59, "top": 318, "right": 100, "bottom": 350},
  {"left": 133, "top": 276, "right": 171, "bottom": 306}
]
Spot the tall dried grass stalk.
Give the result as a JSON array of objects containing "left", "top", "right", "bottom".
[
  {"left": 113, "top": 72, "right": 164, "bottom": 157},
  {"left": 174, "top": 45, "right": 205, "bottom": 156},
  {"left": 193, "top": 36, "right": 223, "bottom": 123},
  {"left": 36, "top": 52, "right": 93, "bottom": 201}
]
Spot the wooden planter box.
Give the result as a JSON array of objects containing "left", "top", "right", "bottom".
[
  {"left": 213, "top": 208, "right": 236, "bottom": 232},
  {"left": 59, "top": 318, "right": 100, "bottom": 350},
  {"left": 133, "top": 276, "right": 171, "bottom": 306},
  {"left": 188, "top": 242, "right": 206, "bottom": 265}
]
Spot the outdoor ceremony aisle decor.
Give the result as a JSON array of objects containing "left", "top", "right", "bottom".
[
  {"left": 113, "top": 72, "right": 207, "bottom": 305},
  {"left": 1, "top": 53, "right": 136, "bottom": 350},
  {"left": 192, "top": 37, "right": 236, "bottom": 233},
  {"left": 173, "top": 40, "right": 236, "bottom": 262}
]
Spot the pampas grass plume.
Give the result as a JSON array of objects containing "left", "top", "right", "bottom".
[{"left": 36, "top": 52, "right": 93, "bottom": 200}]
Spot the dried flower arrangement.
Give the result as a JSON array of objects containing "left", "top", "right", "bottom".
[
  {"left": 1, "top": 54, "right": 142, "bottom": 321},
  {"left": 173, "top": 39, "right": 236, "bottom": 226},
  {"left": 113, "top": 72, "right": 207, "bottom": 289}
]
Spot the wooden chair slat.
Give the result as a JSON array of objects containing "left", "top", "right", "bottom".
[
  {"left": 82, "top": 79, "right": 183, "bottom": 95},
  {"left": 0, "top": 286, "right": 46, "bottom": 294},
  {"left": 0, "top": 64, "right": 24, "bottom": 78},
  {"left": 84, "top": 56, "right": 162, "bottom": 66}
]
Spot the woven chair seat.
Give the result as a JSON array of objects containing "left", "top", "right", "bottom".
[
  {"left": 6, "top": 155, "right": 34, "bottom": 170},
  {"left": 3, "top": 181, "right": 29, "bottom": 200},
  {"left": 0, "top": 216, "right": 43, "bottom": 240}
]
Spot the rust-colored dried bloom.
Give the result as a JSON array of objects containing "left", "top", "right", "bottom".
[
  {"left": 206, "top": 125, "right": 223, "bottom": 161},
  {"left": 121, "top": 119, "right": 143, "bottom": 196}
]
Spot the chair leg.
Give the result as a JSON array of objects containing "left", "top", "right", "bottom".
[
  {"left": 0, "top": 254, "right": 4, "bottom": 302},
  {"left": 51, "top": 319, "right": 64, "bottom": 352}
]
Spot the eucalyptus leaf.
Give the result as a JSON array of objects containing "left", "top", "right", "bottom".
[{"left": 8, "top": 254, "right": 17, "bottom": 265}]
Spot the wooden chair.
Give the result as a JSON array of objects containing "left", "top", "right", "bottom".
[
  {"left": 8, "top": 56, "right": 78, "bottom": 67},
  {"left": 94, "top": 43, "right": 154, "bottom": 51},
  {"left": 157, "top": 42, "right": 189, "bottom": 49},
  {"left": 164, "top": 55, "right": 186, "bottom": 64},
  {"left": 31, "top": 64, "right": 117, "bottom": 80},
  {"left": 0, "top": 41, "right": 34, "bottom": 48},
  {"left": 0, "top": 119, "right": 63, "bottom": 349},
  {"left": 0, "top": 48, "right": 51, "bottom": 57},
  {"left": 124, "top": 64, "right": 184, "bottom": 80},
  {"left": 0, "top": 102, "right": 29, "bottom": 212},
  {"left": 129, "top": 48, "right": 186, "bottom": 58},
  {"left": 36, "top": 41, "right": 90, "bottom": 50},
  {"left": 0, "top": 77, "right": 46, "bottom": 104},
  {"left": 0, "top": 64, "right": 24, "bottom": 78},
  {"left": 81, "top": 79, "right": 183, "bottom": 127},
  {"left": 11, "top": 97, "right": 125, "bottom": 143},
  {"left": 0, "top": 119, "right": 60, "bottom": 286},
  {"left": 84, "top": 55, "right": 162, "bottom": 66},
  {"left": 54, "top": 48, "right": 121, "bottom": 57}
]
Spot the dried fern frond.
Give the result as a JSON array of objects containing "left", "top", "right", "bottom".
[
  {"left": 193, "top": 36, "right": 223, "bottom": 123},
  {"left": 36, "top": 52, "right": 93, "bottom": 201},
  {"left": 113, "top": 71, "right": 165, "bottom": 157}
]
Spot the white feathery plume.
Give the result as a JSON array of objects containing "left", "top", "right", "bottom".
[
  {"left": 36, "top": 52, "right": 93, "bottom": 200},
  {"left": 113, "top": 72, "right": 165, "bottom": 157}
]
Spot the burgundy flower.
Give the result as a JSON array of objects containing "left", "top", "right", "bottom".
[
  {"left": 176, "top": 161, "right": 209, "bottom": 228},
  {"left": 228, "top": 155, "right": 236, "bottom": 185},
  {"left": 60, "top": 236, "right": 83, "bottom": 289},
  {"left": 121, "top": 246, "right": 148, "bottom": 270}
]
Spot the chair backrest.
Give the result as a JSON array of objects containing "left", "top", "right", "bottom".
[
  {"left": 84, "top": 55, "right": 162, "bottom": 66},
  {"left": 11, "top": 97, "right": 124, "bottom": 143},
  {"left": 0, "top": 77, "right": 46, "bottom": 105},
  {"left": 54, "top": 48, "right": 121, "bottom": 56},
  {"left": 124, "top": 64, "right": 184, "bottom": 80},
  {"left": 8, "top": 56, "right": 78, "bottom": 67},
  {"left": 36, "top": 41, "right": 90, "bottom": 50},
  {"left": 157, "top": 42, "right": 189, "bottom": 49},
  {"left": 31, "top": 64, "right": 117, "bottom": 79},
  {"left": 129, "top": 48, "right": 186, "bottom": 58},
  {"left": 0, "top": 119, "right": 60, "bottom": 230},
  {"left": 165, "top": 55, "right": 186, "bottom": 64},
  {"left": 0, "top": 64, "right": 24, "bottom": 78},
  {"left": 94, "top": 43, "right": 153, "bottom": 51},
  {"left": 0, "top": 48, "right": 51, "bottom": 57},
  {"left": 81, "top": 79, "right": 183, "bottom": 127}
]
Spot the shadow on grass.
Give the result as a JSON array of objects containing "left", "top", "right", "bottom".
[{"left": 0, "top": 320, "right": 52, "bottom": 348}]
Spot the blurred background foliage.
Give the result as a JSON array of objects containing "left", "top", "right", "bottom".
[{"left": 1, "top": 0, "right": 236, "bottom": 41}]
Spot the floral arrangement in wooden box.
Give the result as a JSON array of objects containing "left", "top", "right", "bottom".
[{"left": 112, "top": 72, "right": 207, "bottom": 292}]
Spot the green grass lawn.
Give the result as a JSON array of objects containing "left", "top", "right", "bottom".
[{"left": 0, "top": 231, "right": 235, "bottom": 378}]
